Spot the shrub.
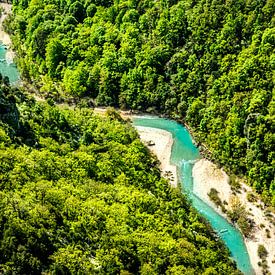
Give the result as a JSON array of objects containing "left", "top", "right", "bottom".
[
  {"left": 247, "top": 192, "right": 257, "bottom": 202},
  {"left": 258, "top": 245, "right": 268, "bottom": 259},
  {"left": 208, "top": 188, "right": 222, "bottom": 208}
]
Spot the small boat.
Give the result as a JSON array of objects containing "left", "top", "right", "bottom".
[{"left": 219, "top": 229, "right": 228, "bottom": 234}]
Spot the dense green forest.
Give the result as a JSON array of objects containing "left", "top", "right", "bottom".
[
  {"left": 0, "top": 84, "right": 241, "bottom": 274},
  {"left": 6, "top": 0, "right": 274, "bottom": 205}
]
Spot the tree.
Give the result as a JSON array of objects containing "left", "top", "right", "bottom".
[
  {"left": 63, "top": 63, "right": 89, "bottom": 97},
  {"left": 257, "top": 244, "right": 268, "bottom": 259},
  {"left": 45, "top": 38, "right": 66, "bottom": 78},
  {"left": 69, "top": 1, "right": 86, "bottom": 22}
]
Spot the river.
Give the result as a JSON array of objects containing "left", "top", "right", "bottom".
[
  {"left": 0, "top": 39, "right": 254, "bottom": 275},
  {"left": 0, "top": 2, "right": 20, "bottom": 84},
  {"left": 132, "top": 116, "right": 254, "bottom": 275},
  {"left": 0, "top": 9, "right": 253, "bottom": 273},
  {"left": 0, "top": 43, "right": 19, "bottom": 83}
]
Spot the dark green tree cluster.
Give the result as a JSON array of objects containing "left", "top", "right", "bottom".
[
  {"left": 7, "top": 0, "right": 274, "bottom": 204},
  {"left": 0, "top": 87, "right": 240, "bottom": 274}
]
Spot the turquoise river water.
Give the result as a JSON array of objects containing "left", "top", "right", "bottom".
[
  {"left": 133, "top": 116, "right": 254, "bottom": 275},
  {"left": 0, "top": 43, "right": 20, "bottom": 83},
  {"left": 0, "top": 35, "right": 254, "bottom": 274}
]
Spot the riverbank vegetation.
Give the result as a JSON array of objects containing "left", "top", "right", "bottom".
[
  {"left": 207, "top": 188, "right": 224, "bottom": 211},
  {"left": 257, "top": 244, "right": 269, "bottom": 274},
  {"left": 0, "top": 85, "right": 241, "bottom": 274},
  {"left": 6, "top": 0, "right": 274, "bottom": 205},
  {"left": 227, "top": 196, "right": 253, "bottom": 238}
]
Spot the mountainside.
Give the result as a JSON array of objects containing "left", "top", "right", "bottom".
[
  {"left": 0, "top": 85, "right": 241, "bottom": 274},
  {"left": 7, "top": 0, "right": 275, "bottom": 203}
]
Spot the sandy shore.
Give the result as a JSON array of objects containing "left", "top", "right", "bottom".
[
  {"left": 0, "top": 3, "right": 15, "bottom": 62},
  {"left": 93, "top": 108, "right": 178, "bottom": 187},
  {"left": 1, "top": 2, "right": 273, "bottom": 274},
  {"left": 135, "top": 122, "right": 275, "bottom": 275},
  {"left": 135, "top": 126, "right": 178, "bottom": 188},
  {"left": 43, "top": 108, "right": 275, "bottom": 273},
  {"left": 193, "top": 159, "right": 275, "bottom": 275}
]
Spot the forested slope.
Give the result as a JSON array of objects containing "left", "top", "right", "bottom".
[
  {"left": 0, "top": 84, "right": 240, "bottom": 274},
  {"left": 7, "top": 0, "right": 275, "bottom": 204}
]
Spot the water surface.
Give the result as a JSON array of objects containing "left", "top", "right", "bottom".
[
  {"left": 133, "top": 116, "right": 254, "bottom": 275},
  {"left": 0, "top": 43, "right": 20, "bottom": 83}
]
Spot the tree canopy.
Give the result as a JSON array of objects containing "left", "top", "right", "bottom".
[
  {"left": 0, "top": 86, "right": 240, "bottom": 274},
  {"left": 7, "top": 0, "right": 274, "bottom": 205}
]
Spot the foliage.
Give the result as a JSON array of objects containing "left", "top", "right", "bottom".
[
  {"left": 246, "top": 192, "right": 257, "bottom": 203},
  {"left": 227, "top": 196, "right": 247, "bottom": 222},
  {"left": 229, "top": 175, "right": 241, "bottom": 193},
  {"left": 0, "top": 87, "right": 240, "bottom": 274},
  {"left": 258, "top": 245, "right": 268, "bottom": 260},
  {"left": 227, "top": 196, "right": 253, "bottom": 237},
  {"left": 8, "top": 0, "right": 275, "bottom": 205},
  {"left": 257, "top": 244, "right": 270, "bottom": 274},
  {"left": 0, "top": 6, "right": 4, "bottom": 17},
  {"left": 207, "top": 188, "right": 222, "bottom": 208}
]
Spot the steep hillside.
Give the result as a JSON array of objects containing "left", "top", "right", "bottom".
[
  {"left": 7, "top": 0, "right": 275, "bottom": 204},
  {"left": 0, "top": 85, "right": 240, "bottom": 274}
]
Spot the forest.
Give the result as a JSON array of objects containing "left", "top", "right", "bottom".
[
  {"left": 0, "top": 83, "right": 241, "bottom": 274},
  {"left": 6, "top": 0, "right": 274, "bottom": 205}
]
